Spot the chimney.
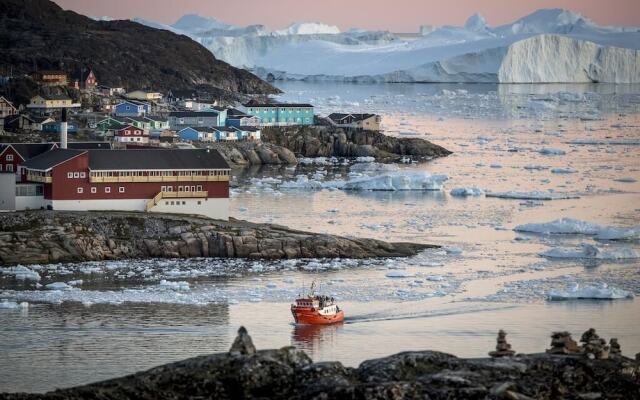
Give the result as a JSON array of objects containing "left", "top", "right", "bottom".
[{"left": 60, "top": 108, "right": 68, "bottom": 149}]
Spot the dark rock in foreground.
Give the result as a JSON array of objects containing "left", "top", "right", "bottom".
[
  {"left": 262, "top": 125, "right": 452, "bottom": 162},
  {"left": 3, "top": 327, "right": 639, "bottom": 399},
  {"left": 0, "top": 211, "right": 434, "bottom": 265}
]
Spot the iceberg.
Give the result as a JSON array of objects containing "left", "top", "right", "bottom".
[
  {"left": 140, "top": 9, "right": 640, "bottom": 84},
  {"left": 547, "top": 283, "right": 633, "bottom": 300},
  {"left": 0, "top": 300, "right": 29, "bottom": 309},
  {"left": 486, "top": 191, "right": 579, "bottom": 200},
  {"left": 515, "top": 218, "right": 640, "bottom": 240},
  {"left": 540, "top": 243, "right": 640, "bottom": 259},
  {"left": 1, "top": 265, "right": 41, "bottom": 281},
  {"left": 280, "top": 172, "right": 448, "bottom": 191},
  {"left": 450, "top": 187, "right": 484, "bottom": 197}
]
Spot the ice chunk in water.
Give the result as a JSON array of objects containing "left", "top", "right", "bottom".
[
  {"left": 541, "top": 243, "right": 639, "bottom": 259},
  {"left": 45, "top": 282, "right": 72, "bottom": 290},
  {"left": 450, "top": 187, "right": 484, "bottom": 197},
  {"left": 547, "top": 283, "right": 633, "bottom": 300},
  {"left": 385, "top": 270, "right": 413, "bottom": 278},
  {"left": 158, "top": 280, "right": 190, "bottom": 291}
]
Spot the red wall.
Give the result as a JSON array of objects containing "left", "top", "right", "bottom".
[
  {"left": 45, "top": 153, "right": 229, "bottom": 200},
  {"left": 0, "top": 146, "right": 23, "bottom": 173}
]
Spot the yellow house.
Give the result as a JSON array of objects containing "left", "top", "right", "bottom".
[
  {"left": 126, "top": 90, "right": 163, "bottom": 101},
  {"left": 27, "top": 95, "right": 79, "bottom": 111}
]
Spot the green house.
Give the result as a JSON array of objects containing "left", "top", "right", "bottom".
[
  {"left": 144, "top": 116, "right": 169, "bottom": 131},
  {"left": 243, "top": 101, "right": 314, "bottom": 126}
]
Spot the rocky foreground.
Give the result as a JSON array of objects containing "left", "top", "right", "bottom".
[
  {"left": 3, "top": 327, "right": 639, "bottom": 399},
  {"left": 0, "top": 211, "right": 433, "bottom": 265}
]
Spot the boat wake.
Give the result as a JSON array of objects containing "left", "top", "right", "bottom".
[{"left": 343, "top": 304, "right": 519, "bottom": 324}]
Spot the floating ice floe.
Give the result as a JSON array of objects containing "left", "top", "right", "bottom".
[
  {"left": 486, "top": 191, "right": 579, "bottom": 200},
  {"left": 0, "top": 300, "right": 29, "bottom": 309},
  {"left": 280, "top": 172, "right": 448, "bottom": 191},
  {"left": 444, "top": 246, "right": 463, "bottom": 255},
  {"left": 566, "top": 139, "right": 640, "bottom": 146},
  {"left": 385, "top": 270, "right": 413, "bottom": 278},
  {"left": 539, "top": 147, "right": 566, "bottom": 155},
  {"left": 514, "top": 218, "right": 640, "bottom": 240},
  {"left": 540, "top": 243, "right": 639, "bottom": 260},
  {"left": 551, "top": 167, "right": 576, "bottom": 174},
  {"left": 449, "top": 187, "right": 484, "bottom": 197},
  {"left": 613, "top": 177, "right": 637, "bottom": 183},
  {"left": 1, "top": 265, "right": 41, "bottom": 281},
  {"left": 547, "top": 283, "right": 633, "bottom": 300},
  {"left": 45, "top": 282, "right": 72, "bottom": 290},
  {"left": 158, "top": 280, "right": 191, "bottom": 291},
  {"left": 355, "top": 156, "right": 375, "bottom": 163}
]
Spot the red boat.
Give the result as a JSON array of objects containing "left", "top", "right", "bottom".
[{"left": 291, "top": 282, "right": 344, "bottom": 325}]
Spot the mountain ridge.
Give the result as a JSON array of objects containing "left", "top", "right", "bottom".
[{"left": 0, "top": 0, "right": 279, "bottom": 95}]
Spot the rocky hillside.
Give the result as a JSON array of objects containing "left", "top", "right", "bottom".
[
  {"left": 204, "top": 141, "right": 297, "bottom": 166},
  {"left": 262, "top": 125, "right": 452, "bottom": 162},
  {"left": 0, "top": 211, "right": 434, "bottom": 265},
  {"left": 0, "top": 0, "right": 278, "bottom": 95},
  {"left": 3, "top": 327, "right": 638, "bottom": 399}
]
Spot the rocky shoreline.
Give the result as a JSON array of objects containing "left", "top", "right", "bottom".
[
  {"left": 203, "top": 125, "right": 451, "bottom": 166},
  {"left": 3, "top": 327, "right": 638, "bottom": 399},
  {"left": 0, "top": 211, "right": 434, "bottom": 266},
  {"left": 262, "top": 124, "right": 452, "bottom": 162}
]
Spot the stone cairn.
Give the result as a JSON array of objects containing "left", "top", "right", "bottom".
[
  {"left": 609, "top": 338, "right": 621, "bottom": 356},
  {"left": 229, "top": 326, "right": 256, "bottom": 356},
  {"left": 580, "top": 328, "right": 609, "bottom": 360},
  {"left": 489, "top": 330, "right": 515, "bottom": 357},
  {"left": 546, "top": 331, "right": 581, "bottom": 355}
]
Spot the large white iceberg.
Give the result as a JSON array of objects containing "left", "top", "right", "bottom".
[
  {"left": 547, "top": 283, "right": 634, "bottom": 300},
  {"left": 135, "top": 8, "right": 640, "bottom": 83}
]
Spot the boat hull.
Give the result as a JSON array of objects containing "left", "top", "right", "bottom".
[{"left": 291, "top": 307, "right": 344, "bottom": 325}]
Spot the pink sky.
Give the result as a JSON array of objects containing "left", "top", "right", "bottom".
[{"left": 53, "top": 0, "right": 640, "bottom": 31}]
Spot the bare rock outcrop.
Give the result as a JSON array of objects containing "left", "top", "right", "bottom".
[{"left": 0, "top": 211, "right": 435, "bottom": 265}]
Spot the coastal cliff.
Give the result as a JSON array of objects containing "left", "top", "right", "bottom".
[
  {"left": 0, "top": 211, "right": 434, "bottom": 265},
  {"left": 2, "top": 327, "right": 638, "bottom": 399}
]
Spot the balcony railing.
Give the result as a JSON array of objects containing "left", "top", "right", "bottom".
[
  {"left": 90, "top": 175, "right": 229, "bottom": 183},
  {"left": 25, "top": 174, "right": 52, "bottom": 183},
  {"left": 145, "top": 190, "right": 208, "bottom": 211}
]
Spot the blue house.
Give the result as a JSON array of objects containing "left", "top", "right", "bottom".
[
  {"left": 42, "top": 121, "right": 78, "bottom": 134},
  {"left": 178, "top": 126, "right": 217, "bottom": 142},
  {"left": 114, "top": 100, "right": 151, "bottom": 117},
  {"left": 169, "top": 108, "right": 227, "bottom": 129},
  {"left": 242, "top": 100, "right": 314, "bottom": 126}
]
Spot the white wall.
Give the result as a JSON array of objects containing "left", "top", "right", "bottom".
[
  {"left": 0, "top": 174, "right": 15, "bottom": 210},
  {"left": 16, "top": 196, "right": 45, "bottom": 210},
  {"left": 51, "top": 198, "right": 229, "bottom": 221},
  {"left": 151, "top": 197, "right": 229, "bottom": 221}
]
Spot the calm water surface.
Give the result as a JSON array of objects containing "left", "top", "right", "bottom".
[{"left": 1, "top": 82, "right": 639, "bottom": 393}]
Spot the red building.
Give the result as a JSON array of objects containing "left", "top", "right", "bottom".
[
  {"left": 17, "top": 148, "right": 230, "bottom": 220},
  {"left": 70, "top": 68, "right": 98, "bottom": 90},
  {"left": 114, "top": 125, "right": 149, "bottom": 144}
]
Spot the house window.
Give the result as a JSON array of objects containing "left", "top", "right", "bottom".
[
  {"left": 67, "top": 172, "right": 73, "bottom": 178},
  {"left": 178, "top": 186, "right": 183, "bottom": 192},
  {"left": 170, "top": 201, "right": 174, "bottom": 205},
  {"left": 91, "top": 187, "right": 97, "bottom": 193},
  {"left": 167, "top": 186, "right": 173, "bottom": 191},
  {"left": 161, "top": 186, "right": 167, "bottom": 192},
  {"left": 119, "top": 187, "right": 125, "bottom": 193},
  {"left": 196, "top": 185, "right": 202, "bottom": 191},
  {"left": 197, "top": 201, "right": 201, "bottom": 205},
  {"left": 126, "top": 106, "right": 130, "bottom": 110},
  {"left": 73, "top": 172, "right": 80, "bottom": 178},
  {"left": 80, "top": 172, "right": 86, "bottom": 178},
  {"left": 182, "top": 201, "right": 186, "bottom": 205},
  {"left": 6, "top": 155, "right": 13, "bottom": 161},
  {"left": 6, "top": 164, "right": 13, "bottom": 172},
  {"left": 184, "top": 186, "right": 190, "bottom": 192},
  {"left": 77, "top": 187, "right": 83, "bottom": 194},
  {"left": 105, "top": 187, "right": 111, "bottom": 193}
]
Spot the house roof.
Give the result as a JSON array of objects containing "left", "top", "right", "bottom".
[
  {"left": 32, "top": 70, "right": 67, "bottom": 76},
  {"left": 0, "top": 96, "right": 16, "bottom": 109},
  {"left": 144, "top": 116, "right": 167, "bottom": 122},
  {"left": 214, "top": 127, "right": 237, "bottom": 133},
  {"left": 243, "top": 100, "right": 313, "bottom": 108},
  {"left": 125, "top": 116, "right": 149, "bottom": 122},
  {"left": 328, "top": 113, "right": 377, "bottom": 123},
  {"left": 54, "top": 142, "right": 112, "bottom": 150},
  {"left": 0, "top": 143, "right": 57, "bottom": 160},
  {"left": 179, "top": 126, "right": 216, "bottom": 132},
  {"left": 169, "top": 111, "right": 220, "bottom": 118},
  {"left": 20, "top": 149, "right": 85, "bottom": 171},
  {"left": 236, "top": 126, "right": 261, "bottom": 132},
  {"left": 88, "top": 149, "right": 229, "bottom": 171},
  {"left": 41, "top": 94, "right": 72, "bottom": 101}
]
